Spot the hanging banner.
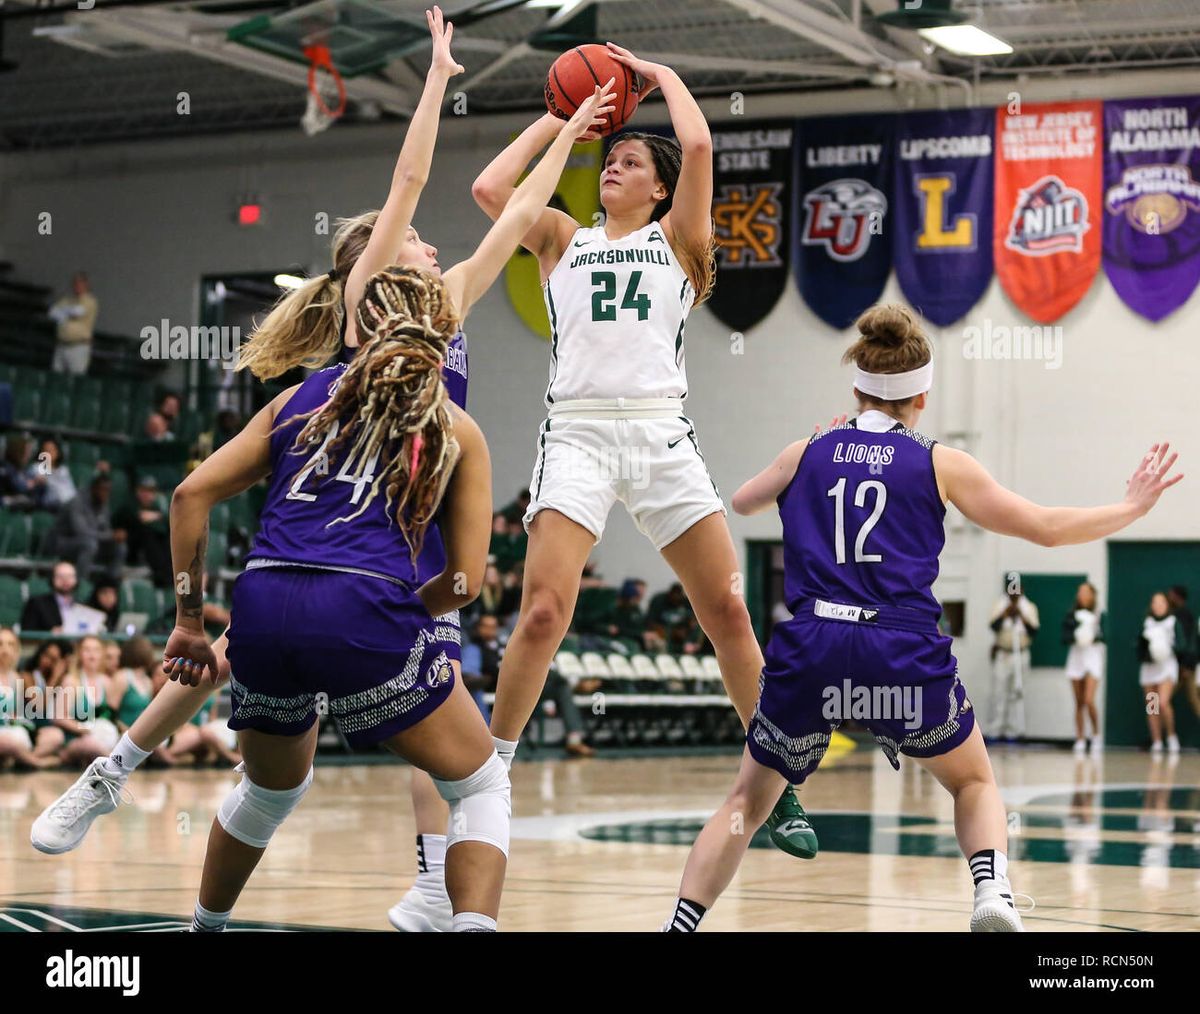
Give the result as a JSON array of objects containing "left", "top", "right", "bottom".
[
  {"left": 505, "top": 139, "right": 602, "bottom": 340},
  {"left": 994, "top": 101, "right": 1102, "bottom": 323},
  {"left": 893, "top": 108, "right": 994, "bottom": 326},
  {"left": 794, "top": 114, "right": 893, "bottom": 329},
  {"left": 707, "top": 121, "right": 793, "bottom": 331},
  {"left": 1103, "top": 97, "right": 1200, "bottom": 322}
]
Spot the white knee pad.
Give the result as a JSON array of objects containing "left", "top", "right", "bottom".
[
  {"left": 217, "top": 766, "right": 313, "bottom": 849},
  {"left": 433, "top": 751, "right": 511, "bottom": 858}
]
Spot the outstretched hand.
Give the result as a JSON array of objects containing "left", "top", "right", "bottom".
[
  {"left": 1125, "top": 442, "right": 1183, "bottom": 515},
  {"left": 606, "top": 42, "right": 661, "bottom": 100},
  {"left": 565, "top": 81, "right": 617, "bottom": 143},
  {"left": 427, "top": 5, "right": 464, "bottom": 77},
  {"left": 813, "top": 413, "right": 848, "bottom": 437}
]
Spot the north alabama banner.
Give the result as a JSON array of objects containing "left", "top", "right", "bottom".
[
  {"left": 994, "top": 101, "right": 1102, "bottom": 323},
  {"left": 1103, "top": 96, "right": 1200, "bottom": 322},
  {"left": 707, "top": 121, "right": 793, "bottom": 331},
  {"left": 893, "top": 108, "right": 994, "bottom": 326},
  {"left": 505, "top": 139, "right": 602, "bottom": 340},
  {"left": 794, "top": 114, "right": 893, "bottom": 330}
]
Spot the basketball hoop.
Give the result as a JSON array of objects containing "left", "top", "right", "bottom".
[{"left": 301, "top": 44, "right": 346, "bottom": 136}]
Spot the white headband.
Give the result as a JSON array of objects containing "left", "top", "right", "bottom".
[{"left": 853, "top": 359, "right": 934, "bottom": 400}]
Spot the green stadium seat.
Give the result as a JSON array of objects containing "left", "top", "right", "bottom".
[
  {"left": 100, "top": 398, "right": 133, "bottom": 437},
  {"left": 71, "top": 375, "right": 104, "bottom": 401},
  {"left": 67, "top": 460, "right": 94, "bottom": 490},
  {"left": 107, "top": 469, "right": 132, "bottom": 514},
  {"left": 0, "top": 513, "right": 31, "bottom": 557},
  {"left": 15, "top": 366, "right": 47, "bottom": 392},
  {"left": 29, "top": 512, "right": 56, "bottom": 559},
  {"left": 0, "top": 575, "right": 23, "bottom": 627},
  {"left": 122, "top": 578, "right": 160, "bottom": 616},
  {"left": 210, "top": 502, "right": 231, "bottom": 535},
  {"left": 24, "top": 575, "right": 49, "bottom": 600},
  {"left": 206, "top": 531, "right": 229, "bottom": 572},
  {"left": 67, "top": 440, "right": 100, "bottom": 467},
  {"left": 227, "top": 494, "right": 258, "bottom": 537},
  {"left": 12, "top": 384, "right": 40, "bottom": 421},
  {"left": 41, "top": 387, "right": 72, "bottom": 427},
  {"left": 70, "top": 391, "right": 103, "bottom": 430},
  {"left": 0, "top": 363, "right": 16, "bottom": 385}
]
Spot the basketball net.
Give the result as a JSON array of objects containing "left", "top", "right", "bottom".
[{"left": 301, "top": 45, "right": 346, "bottom": 136}]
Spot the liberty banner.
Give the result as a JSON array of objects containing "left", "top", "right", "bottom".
[
  {"left": 794, "top": 114, "right": 893, "bottom": 329},
  {"left": 893, "top": 109, "right": 994, "bottom": 326},
  {"left": 994, "top": 101, "right": 1102, "bottom": 323},
  {"left": 1103, "top": 96, "right": 1200, "bottom": 322},
  {"left": 708, "top": 121, "right": 793, "bottom": 331}
]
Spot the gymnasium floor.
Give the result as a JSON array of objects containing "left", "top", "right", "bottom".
[{"left": 1, "top": 744, "right": 1197, "bottom": 932}]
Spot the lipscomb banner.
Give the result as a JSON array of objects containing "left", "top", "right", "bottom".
[
  {"left": 794, "top": 114, "right": 893, "bottom": 329},
  {"left": 1103, "top": 96, "right": 1200, "bottom": 322},
  {"left": 994, "top": 101, "right": 1102, "bottom": 323},
  {"left": 893, "top": 108, "right": 994, "bottom": 326},
  {"left": 708, "top": 121, "right": 793, "bottom": 331}
]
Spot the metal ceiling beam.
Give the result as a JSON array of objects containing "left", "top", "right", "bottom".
[{"left": 719, "top": 0, "right": 911, "bottom": 68}]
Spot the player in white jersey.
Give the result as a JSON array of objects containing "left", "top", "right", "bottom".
[{"left": 472, "top": 42, "right": 817, "bottom": 856}]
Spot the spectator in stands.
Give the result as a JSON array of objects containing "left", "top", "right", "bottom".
[
  {"left": 0, "top": 434, "right": 38, "bottom": 509},
  {"left": 540, "top": 660, "right": 595, "bottom": 758},
  {"left": 157, "top": 392, "right": 182, "bottom": 429},
  {"left": 114, "top": 475, "right": 172, "bottom": 587},
  {"left": 48, "top": 271, "right": 99, "bottom": 375},
  {"left": 88, "top": 578, "right": 121, "bottom": 634},
  {"left": 35, "top": 633, "right": 117, "bottom": 767},
  {"left": 101, "top": 638, "right": 121, "bottom": 677},
  {"left": 466, "top": 560, "right": 520, "bottom": 628},
  {"left": 19, "top": 560, "right": 79, "bottom": 633},
  {"left": 0, "top": 626, "right": 57, "bottom": 769},
  {"left": 602, "top": 579, "right": 663, "bottom": 652},
  {"left": 500, "top": 488, "right": 531, "bottom": 524},
  {"left": 648, "top": 582, "right": 703, "bottom": 655},
  {"left": 25, "top": 437, "right": 76, "bottom": 510},
  {"left": 143, "top": 412, "right": 174, "bottom": 442},
  {"left": 213, "top": 409, "right": 242, "bottom": 449},
  {"left": 22, "top": 639, "right": 65, "bottom": 691},
  {"left": 579, "top": 559, "right": 606, "bottom": 590},
  {"left": 461, "top": 613, "right": 504, "bottom": 719},
  {"left": 489, "top": 511, "right": 528, "bottom": 573},
  {"left": 44, "top": 472, "right": 126, "bottom": 580}
]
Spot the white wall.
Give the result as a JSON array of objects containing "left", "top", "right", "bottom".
[{"left": 6, "top": 70, "right": 1200, "bottom": 738}]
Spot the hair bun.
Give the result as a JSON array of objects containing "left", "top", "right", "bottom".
[{"left": 857, "top": 304, "right": 917, "bottom": 348}]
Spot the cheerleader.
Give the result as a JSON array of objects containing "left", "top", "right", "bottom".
[
  {"left": 1061, "top": 581, "right": 1104, "bottom": 753},
  {"left": 1139, "top": 591, "right": 1181, "bottom": 755}
]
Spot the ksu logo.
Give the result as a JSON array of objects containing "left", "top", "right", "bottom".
[
  {"left": 425, "top": 651, "right": 453, "bottom": 689},
  {"left": 801, "top": 179, "right": 887, "bottom": 262},
  {"left": 1105, "top": 163, "right": 1200, "bottom": 235},
  {"left": 712, "top": 182, "right": 784, "bottom": 267},
  {"left": 1005, "top": 174, "right": 1090, "bottom": 256}
]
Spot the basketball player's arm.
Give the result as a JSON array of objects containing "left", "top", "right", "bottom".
[
  {"left": 343, "top": 7, "right": 462, "bottom": 322},
  {"left": 164, "top": 390, "right": 293, "bottom": 684},
  {"left": 470, "top": 114, "right": 585, "bottom": 268},
  {"left": 732, "top": 440, "right": 807, "bottom": 515},
  {"left": 445, "top": 86, "right": 615, "bottom": 319},
  {"left": 417, "top": 409, "right": 492, "bottom": 617},
  {"left": 935, "top": 442, "right": 1182, "bottom": 547}
]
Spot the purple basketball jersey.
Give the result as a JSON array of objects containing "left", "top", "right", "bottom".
[{"left": 779, "top": 416, "right": 945, "bottom": 627}]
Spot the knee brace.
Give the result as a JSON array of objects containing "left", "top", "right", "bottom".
[
  {"left": 433, "top": 751, "right": 511, "bottom": 858},
  {"left": 217, "top": 765, "right": 313, "bottom": 849}
]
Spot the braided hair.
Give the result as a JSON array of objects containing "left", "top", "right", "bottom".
[
  {"left": 288, "top": 266, "right": 460, "bottom": 560},
  {"left": 610, "top": 131, "right": 716, "bottom": 306}
]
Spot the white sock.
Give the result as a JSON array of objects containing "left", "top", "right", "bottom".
[
  {"left": 492, "top": 736, "right": 518, "bottom": 771},
  {"left": 191, "top": 900, "right": 232, "bottom": 932},
  {"left": 452, "top": 911, "right": 496, "bottom": 932},
  {"left": 969, "top": 848, "right": 1009, "bottom": 886},
  {"left": 103, "top": 733, "right": 152, "bottom": 777},
  {"left": 416, "top": 833, "right": 447, "bottom": 874}
]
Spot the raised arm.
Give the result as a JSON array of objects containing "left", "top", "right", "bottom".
[
  {"left": 934, "top": 441, "right": 1182, "bottom": 548},
  {"left": 733, "top": 441, "right": 807, "bottom": 516},
  {"left": 417, "top": 407, "right": 492, "bottom": 618},
  {"left": 163, "top": 387, "right": 296, "bottom": 685},
  {"left": 606, "top": 44, "right": 712, "bottom": 251},
  {"left": 471, "top": 114, "right": 582, "bottom": 268},
  {"left": 444, "top": 83, "right": 614, "bottom": 320},
  {"left": 343, "top": 7, "right": 462, "bottom": 335}
]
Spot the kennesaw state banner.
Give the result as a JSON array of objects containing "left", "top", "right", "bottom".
[
  {"left": 707, "top": 121, "right": 793, "bottom": 331},
  {"left": 994, "top": 101, "right": 1102, "bottom": 323},
  {"left": 505, "top": 139, "right": 602, "bottom": 339},
  {"left": 893, "top": 109, "right": 994, "bottom": 326},
  {"left": 1103, "top": 97, "right": 1200, "bottom": 322},
  {"left": 794, "top": 114, "right": 893, "bottom": 329}
]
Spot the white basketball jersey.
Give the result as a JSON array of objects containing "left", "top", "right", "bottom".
[{"left": 542, "top": 221, "right": 695, "bottom": 404}]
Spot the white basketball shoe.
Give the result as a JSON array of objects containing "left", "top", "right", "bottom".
[{"left": 31, "top": 759, "right": 131, "bottom": 855}]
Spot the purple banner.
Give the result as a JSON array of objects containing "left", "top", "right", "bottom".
[
  {"left": 1103, "top": 96, "right": 1200, "bottom": 322},
  {"left": 893, "top": 108, "right": 994, "bottom": 326}
]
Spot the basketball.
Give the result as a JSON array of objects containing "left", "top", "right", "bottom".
[{"left": 545, "top": 44, "right": 641, "bottom": 136}]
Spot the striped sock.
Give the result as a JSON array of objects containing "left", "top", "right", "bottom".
[
  {"left": 191, "top": 901, "right": 232, "bottom": 933},
  {"left": 969, "top": 848, "right": 1009, "bottom": 885},
  {"left": 452, "top": 912, "right": 497, "bottom": 932},
  {"left": 416, "top": 833, "right": 447, "bottom": 874},
  {"left": 664, "top": 898, "right": 706, "bottom": 933}
]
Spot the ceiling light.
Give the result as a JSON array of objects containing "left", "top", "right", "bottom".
[{"left": 918, "top": 25, "right": 1013, "bottom": 56}]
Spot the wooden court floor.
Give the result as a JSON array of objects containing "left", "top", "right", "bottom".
[{"left": 1, "top": 745, "right": 1197, "bottom": 932}]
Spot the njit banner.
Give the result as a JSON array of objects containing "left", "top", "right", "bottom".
[
  {"left": 893, "top": 109, "right": 994, "bottom": 326},
  {"left": 1103, "top": 97, "right": 1200, "bottom": 322},
  {"left": 794, "top": 115, "right": 893, "bottom": 329},
  {"left": 994, "top": 101, "right": 1102, "bottom": 323},
  {"left": 708, "top": 121, "right": 793, "bottom": 331}
]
